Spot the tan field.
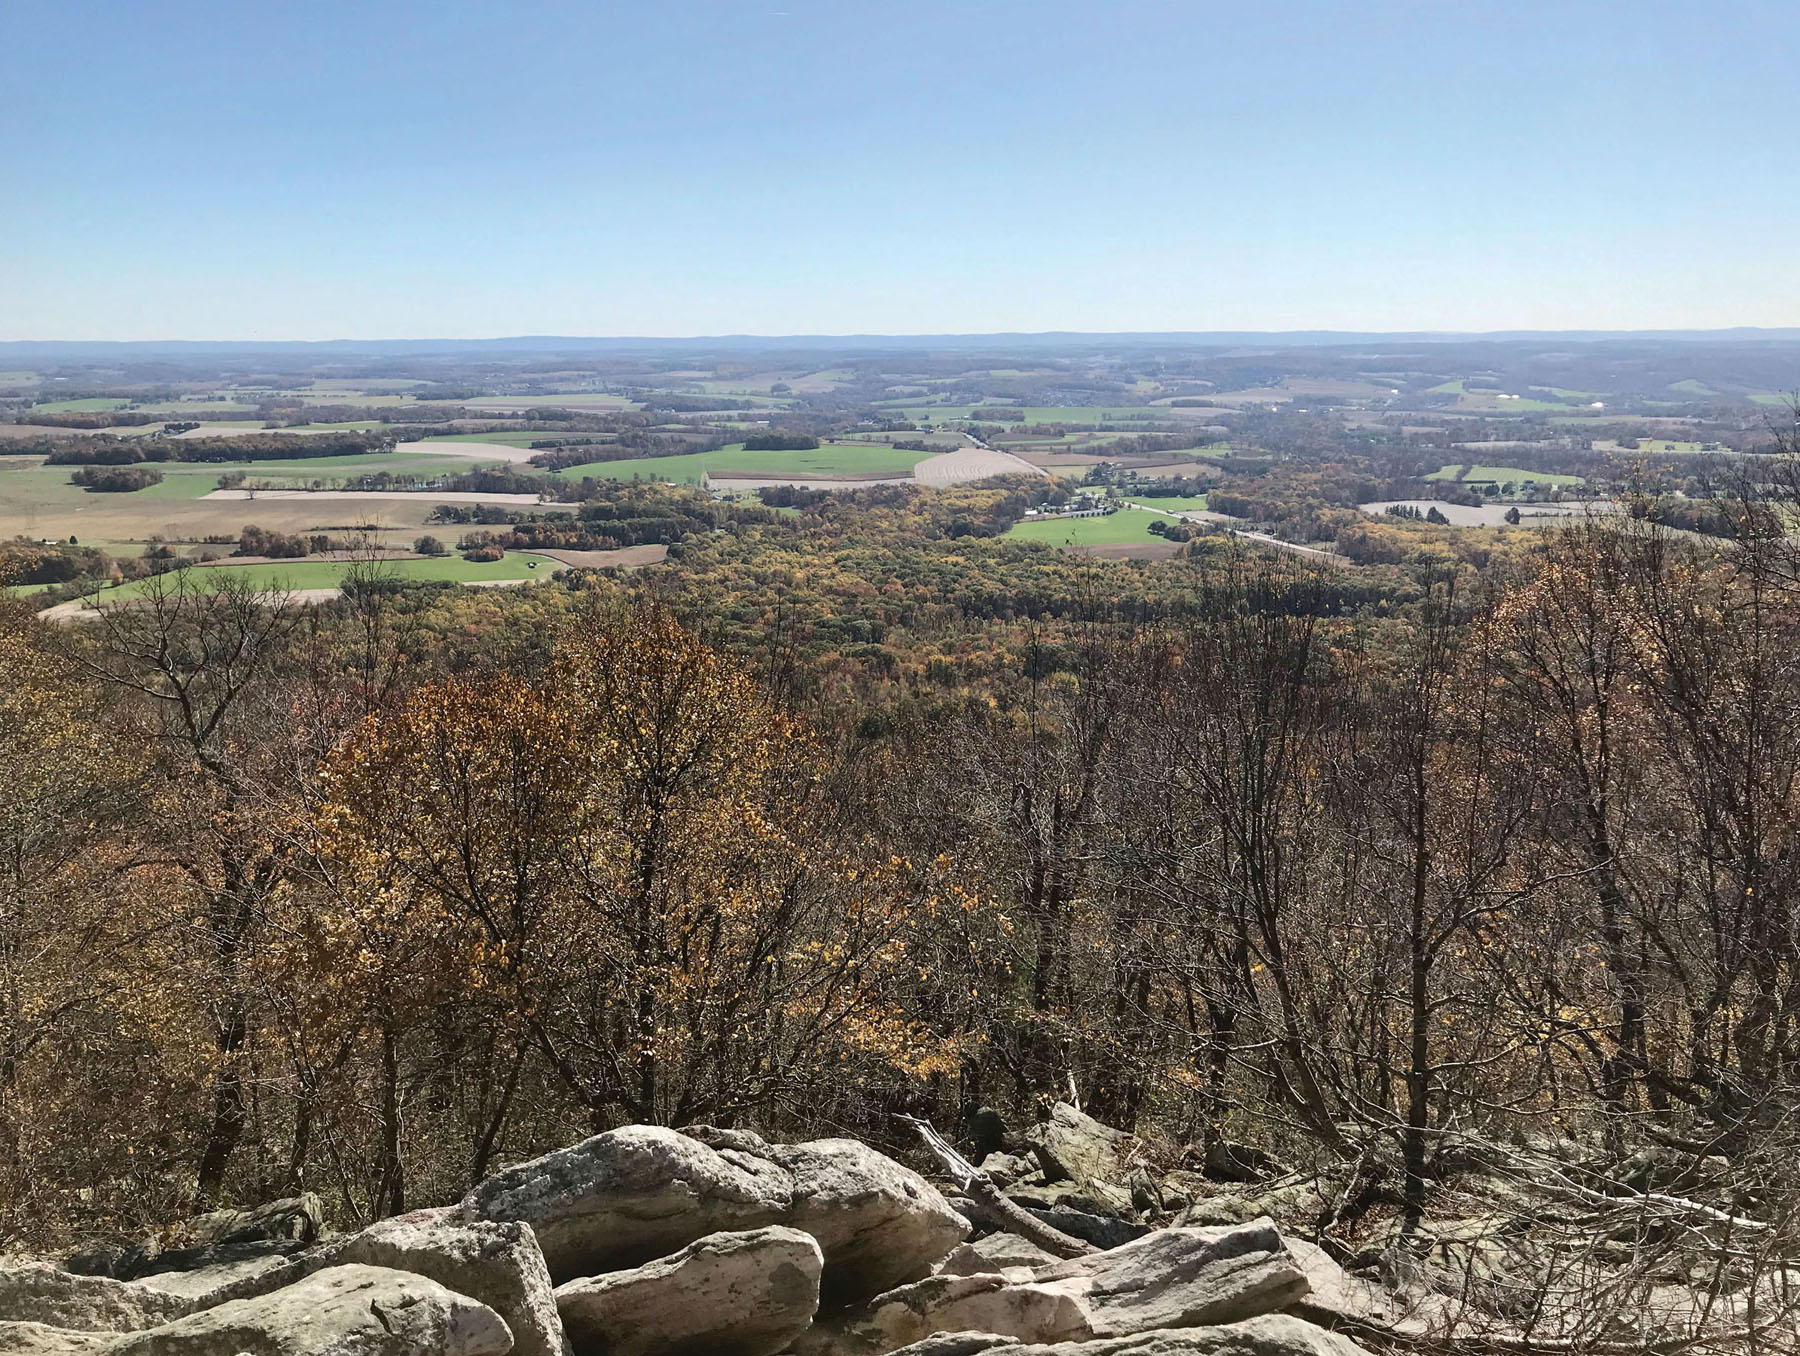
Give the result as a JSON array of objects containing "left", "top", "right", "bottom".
[{"left": 912, "top": 447, "right": 1047, "bottom": 485}]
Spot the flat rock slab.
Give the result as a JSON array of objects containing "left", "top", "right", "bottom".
[
  {"left": 555, "top": 1225, "right": 822, "bottom": 1356},
  {"left": 887, "top": 1315, "right": 1372, "bottom": 1356},
  {"left": 0, "top": 1263, "right": 189, "bottom": 1333},
  {"left": 794, "top": 1221, "right": 1309, "bottom": 1356},
  {"left": 104, "top": 1264, "right": 513, "bottom": 1356}
]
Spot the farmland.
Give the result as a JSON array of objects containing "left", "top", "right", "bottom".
[
  {"left": 0, "top": 453, "right": 501, "bottom": 546},
  {"left": 83, "top": 551, "right": 560, "bottom": 602},
  {"left": 551, "top": 442, "right": 933, "bottom": 484},
  {"left": 1004, "top": 505, "right": 1172, "bottom": 547},
  {"left": 1426, "top": 464, "right": 1582, "bottom": 488}
]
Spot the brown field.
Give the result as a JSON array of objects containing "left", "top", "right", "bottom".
[
  {"left": 535, "top": 544, "right": 669, "bottom": 569},
  {"left": 1066, "top": 541, "right": 1184, "bottom": 560},
  {"left": 2, "top": 493, "right": 446, "bottom": 549},
  {"left": 913, "top": 447, "right": 1046, "bottom": 485}
]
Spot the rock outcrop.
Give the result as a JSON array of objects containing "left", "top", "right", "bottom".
[
  {"left": 465, "top": 1125, "right": 966, "bottom": 1304},
  {"left": 793, "top": 1222, "right": 1309, "bottom": 1356},
  {"left": 555, "top": 1226, "right": 821, "bottom": 1356},
  {"left": 464, "top": 1125, "right": 794, "bottom": 1282},
  {"left": 885, "top": 1315, "right": 1373, "bottom": 1356},
  {"left": 5, "top": 1115, "right": 1400, "bottom": 1356},
  {"left": 105, "top": 1264, "right": 513, "bottom": 1355},
  {"left": 0, "top": 1264, "right": 188, "bottom": 1333},
  {"left": 336, "top": 1207, "right": 564, "bottom": 1356}
]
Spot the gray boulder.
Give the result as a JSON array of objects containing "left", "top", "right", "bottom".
[
  {"left": 0, "top": 1263, "right": 188, "bottom": 1333},
  {"left": 555, "top": 1226, "right": 821, "bottom": 1356},
  {"left": 1025, "top": 1106, "right": 1138, "bottom": 1190},
  {"left": 467, "top": 1126, "right": 966, "bottom": 1304},
  {"left": 104, "top": 1264, "right": 513, "bottom": 1355},
  {"left": 939, "top": 1234, "right": 1063, "bottom": 1279},
  {"left": 886, "top": 1315, "right": 1371, "bottom": 1355},
  {"left": 464, "top": 1125, "right": 791, "bottom": 1282},
  {"left": 769, "top": 1138, "right": 969, "bottom": 1305},
  {"left": 338, "top": 1206, "right": 565, "bottom": 1356},
  {"left": 792, "top": 1221, "right": 1308, "bottom": 1356},
  {"left": 179, "top": 1195, "right": 323, "bottom": 1249}
]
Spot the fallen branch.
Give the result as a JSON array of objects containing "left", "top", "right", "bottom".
[{"left": 898, "top": 1113, "right": 1096, "bottom": 1258}]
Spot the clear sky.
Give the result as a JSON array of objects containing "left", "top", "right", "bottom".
[{"left": 3, "top": 0, "right": 1795, "bottom": 340}]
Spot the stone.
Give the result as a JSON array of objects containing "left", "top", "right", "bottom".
[
  {"left": 125, "top": 1242, "right": 308, "bottom": 1303},
  {"left": 1006, "top": 1180, "right": 1135, "bottom": 1221},
  {"left": 180, "top": 1194, "right": 324, "bottom": 1249},
  {"left": 886, "top": 1314, "right": 1371, "bottom": 1356},
  {"left": 104, "top": 1264, "right": 513, "bottom": 1356},
  {"left": 792, "top": 1221, "right": 1309, "bottom": 1356},
  {"left": 1026, "top": 1222, "right": 1311, "bottom": 1337},
  {"left": 338, "top": 1206, "right": 564, "bottom": 1356},
  {"left": 768, "top": 1138, "right": 969, "bottom": 1305},
  {"left": 0, "top": 1321, "right": 114, "bottom": 1353},
  {"left": 555, "top": 1226, "right": 821, "bottom": 1356},
  {"left": 1019, "top": 1207, "right": 1148, "bottom": 1251},
  {"left": 977, "top": 1154, "right": 1037, "bottom": 1187},
  {"left": 0, "top": 1263, "right": 189, "bottom": 1333},
  {"left": 939, "top": 1234, "right": 1062, "bottom": 1278},
  {"left": 1025, "top": 1106, "right": 1138, "bottom": 1190},
  {"left": 1280, "top": 1239, "right": 1469, "bottom": 1340},
  {"left": 788, "top": 1273, "right": 1088, "bottom": 1356},
  {"left": 464, "top": 1125, "right": 792, "bottom": 1282}
]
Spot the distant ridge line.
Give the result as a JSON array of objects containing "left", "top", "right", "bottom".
[{"left": 4, "top": 329, "right": 1800, "bottom": 359}]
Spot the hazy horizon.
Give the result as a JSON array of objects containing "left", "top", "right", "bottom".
[{"left": 6, "top": 0, "right": 1797, "bottom": 340}]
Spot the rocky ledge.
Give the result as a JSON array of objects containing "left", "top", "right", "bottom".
[{"left": 0, "top": 1114, "right": 1552, "bottom": 1355}]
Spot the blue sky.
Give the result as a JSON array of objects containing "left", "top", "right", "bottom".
[{"left": 3, "top": 0, "right": 1795, "bottom": 339}]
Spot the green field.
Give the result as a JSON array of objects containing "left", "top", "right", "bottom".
[
  {"left": 549, "top": 442, "right": 932, "bottom": 484},
  {"left": 1005, "top": 506, "right": 1172, "bottom": 547},
  {"left": 1123, "top": 495, "right": 1210, "bottom": 512},
  {"left": 86, "top": 552, "right": 560, "bottom": 602},
  {"left": 0, "top": 452, "right": 512, "bottom": 538},
  {"left": 1427, "top": 464, "right": 1582, "bottom": 487},
  {"left": 32, "top": 397, "right": 131, "bottom": 413},
  {"left": 1453, "top": 394, "right": 1574, "bottom": 414},
  {"left": 1424, "top": 380, "right": 1466, "bottom": 395}
]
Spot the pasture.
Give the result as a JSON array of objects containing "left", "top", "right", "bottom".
[
  {"left": 1005, "top": 506, "right": 1171, "bottom": 547},
  {"left": 0, "top": 452, "right": 498, "bottom": 547},
  {"left": 550, "top": 442, "right": 932, "bottom": 485},
  {"left": 86, "top": 551, "right": 560, "bottom": 602},
  {"left": 31, "top": 398, "right": 131, "bottom": 413}
]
